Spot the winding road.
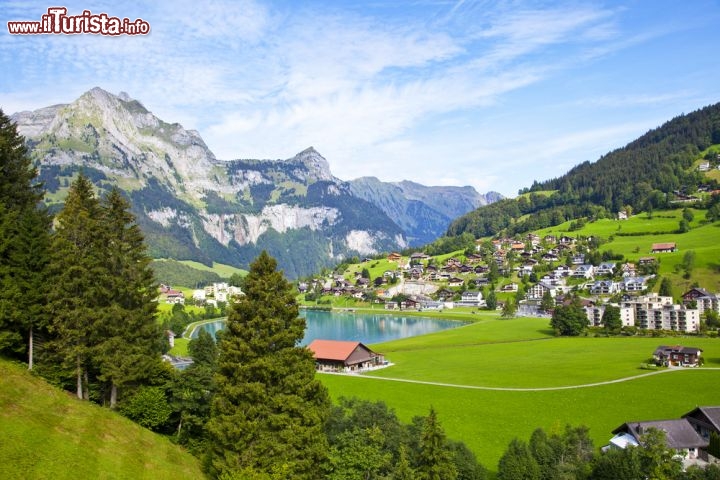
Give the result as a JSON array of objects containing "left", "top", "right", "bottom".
[{"left": 329, "top": 367, "right": 720, "bottom": 392}]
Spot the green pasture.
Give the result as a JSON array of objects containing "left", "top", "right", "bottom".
[
  {"left": 318, "top": 314, "right": 720, "bottom": 474},
  {"left": 321, "top": 369, "right": 719, "bottom": 475},
  {"left": 176, "top": 260, "right": 247, "bottom": 278}
]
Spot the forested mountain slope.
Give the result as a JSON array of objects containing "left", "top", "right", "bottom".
[{"left": 447, "top": 102, "right": 720, "bottom": 239}]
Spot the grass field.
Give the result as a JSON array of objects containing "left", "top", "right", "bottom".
[
  {"left": 177, "top": 260, "right": 248, "bottom": 278},
  {"left": 318, "top": 314, "right": 720, "bottom": 475},
  {"left": 0, "top": 360, "right": 203, "bottom": 480}
]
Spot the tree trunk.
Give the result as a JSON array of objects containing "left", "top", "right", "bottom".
[
  {"left": 76, "top": 357, "right": 83, "bottom": 399},
  {"left": 83, "top": 370, "right": 90, "bottom": 400},
  {"left": 28, "top": 327, "right": 33, "bottom": 370},
  {"left": 110, "top": 383, "right": 117, "bottom": 409}
]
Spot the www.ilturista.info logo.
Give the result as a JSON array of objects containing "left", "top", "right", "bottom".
[{"left": 7, "top": 7, "right": 150, "bottom": 35}]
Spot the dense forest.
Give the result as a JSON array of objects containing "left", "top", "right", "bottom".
[{"left": 447, "top": 102, "right": 720, "bottom": 239}]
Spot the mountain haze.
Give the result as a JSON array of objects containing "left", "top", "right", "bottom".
[{"left": 11, "top": 88, "right": 497, "bottom": 277}]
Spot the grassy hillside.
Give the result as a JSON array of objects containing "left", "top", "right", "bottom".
[
  {"left": 0, "top": 359, "right": 204, "bottom": 480},
  {"left": 535, "top": 209, "right": 720, "bottom": 292}
]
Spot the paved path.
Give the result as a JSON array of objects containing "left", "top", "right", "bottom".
[{"left": 330, "top": 367, "right": 720, "bottom": 392}]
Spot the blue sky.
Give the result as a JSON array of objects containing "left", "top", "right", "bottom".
[{"left": 1, "top": 1, "right": 719, "bottom": 197}]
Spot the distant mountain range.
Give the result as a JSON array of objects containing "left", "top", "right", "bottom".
[{"left": 11, "top": 87, "right": 501, "bottom": 278}]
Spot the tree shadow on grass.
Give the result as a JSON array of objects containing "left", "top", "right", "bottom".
[{"left": 703, "top": 356, "right": 720, "bottom": 367}]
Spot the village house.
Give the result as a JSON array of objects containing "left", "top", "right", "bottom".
[
  {"left": 308, "top": 340, "right": 385, "bottom": 373},
  {"left": 456, "top": 290, "right": 485, "bottom": 307},
  {"left": 621, "top": 276, "right": 647, "bottom": 292},
  {"left": 653, "top": 345, "right": 703, "bottom": 367},
  {"left": 595, "top": 262, "right": 616, "bottom": 276},
  {"left": 387, "top": 252, "right": 402, "bottom": 262},
  {"left": 527, "top": 281, "right": 557, "bottom": 300},
  {"left": 620, "top": 262, "right": 637, "bottom": 277},
  {"left": 606, "top": 419, "right": 707, "bottom": 461},
  {"left": 590, "top": 280, "right": 618, "bottom": 295},
  {"left": 651, "top": 242, "right": 677, "bottom": 253},
  {"left": 572, "top": 264, "right": 595, "bottom": 279},
  {"left": 682, "top": 288, "right": 720, "bottom": 316},
  {"left": 683, "top": 406, "right": 720, "bottom": 444}
]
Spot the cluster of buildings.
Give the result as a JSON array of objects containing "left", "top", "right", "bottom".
[
  {"left": 191, "top": 282, "right": 243, "bottom": 306},
  {"left": 584, "top": 288, "right": 719, "bottom": 333}
]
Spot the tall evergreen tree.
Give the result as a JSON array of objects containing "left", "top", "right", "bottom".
[
  {"left": 497, "top": 438, "right": 540, "bottom": 480},
  {"left": 93, "top": 188, "right": 163, "bottom": 408},
  {"left": 0, "top": 109, "right": 52, "bottom": 367},
  {"left": 416, "top": 408, "right": 458, "bottom": 480},
  {"left": 206, "top": 251, "right": 330, "bottom": 479},
  {"left": 48, "top": 174, "right": 105, "bottom": 399}
]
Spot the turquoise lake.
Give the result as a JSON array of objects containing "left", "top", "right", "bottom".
[{"left": 191, "top": 309, "right": 465, "bottom": 345}]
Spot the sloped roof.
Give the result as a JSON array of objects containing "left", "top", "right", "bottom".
[
  {"left": 652, "top": 242, "right": 677, "bottom": 250},
  {"left": 307, "top": 339, "right": 373, "bottom": 362},
  {"left": 683, "top": 406, "right": 720, "bottom": 432},
  {"left": 613, "top": 419, "right": 708, "bottom": 449}
]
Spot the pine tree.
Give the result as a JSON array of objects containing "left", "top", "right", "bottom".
[
  {"left": 0, "top": 109, "right": 52, "bottom": 367},
  {"left": 48, "top": 174, "right": 105, "bottom": 399},
  {"left": 497, "top": 438, "right": 540, "bottom": 480},
  {"left": 416, "top": 408, "right": 458, "bottom": 480},
  {"left": 206, "top": 251, "right": 330, "bottom": 479},
  {"left": 93, "top": 188, "right": 163, "bottom": 408}
]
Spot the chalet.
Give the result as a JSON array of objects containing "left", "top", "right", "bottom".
[
  {"left": 571, "top": 254, "right": 586, "bottom": 265},
  {"left": 447, "top": 277, "right": 464, "bottom": 287},
  {"left": 651, "top": 242, "right": 677, "bottom": 253},
  {"left": 638, "top": 256, "right": 657, "bottom": 265},
  {"left": 555, "top": 265, "right": 572, "bottom": 277},
  {"left": 457, "top": 290, "right": 485, "bottom": 307},
  {"left": 308, "top": 340, "right": 385, "bottom": 373},
  {"left": 474, "top": 265, "right": 489, "bottom": 274},
  {"left": 510, "top": 241, "right": 525, "bottom": 252},
  {"left": 527, "top": 282, "right": 557, "bottom": 300},
  {"left": 401, "top": 298, "right": 421, "bottom": 310},
  {"left": 682, "top": 406, "right": 720, "bottom": 442},
  {"left": 620, "top": 262, "right": 637, "bottom": 277},
  {"left": 606, "top": 420, "right": 707, "bottom": 460},
  {"left": 595, "top": 262, "right": 616, "bottom": 276},
  {"left": 543, "top": 235, "right": 557, "bottom": 244},
  {"left": 653, "top": 345, "right": 703, "bottom": 367},
  {"left": 466, "top": 253, "right": 484, "bottom": 263},
  {"left": 526, "top": 233, "right": 541, "bottom": 245},
  {"left": 500, "top": 283, "right": 518, "bottom": 293},
  {"left": 410, "top": 252, "right": 430, "bottom": 261},
  {"left": 559, "top": 236, "right": 576, "bottom": 246},
  {"left": 572, "top": 265, "right": 595, "bottom": 279},
  {"left": 542, "top": 253, "right": 559, "bottom": 262},
  {"left": 165, "top": 289, "right": 185, "bottom": 304},
  {"left": 682, "top": 288, "right": 720, "bottom": 315},
  {"left": 436, "top": 288, "right": 455, "bottom": 302},
  {"left": 590, "top": 280, "right": 618, "bottom": 295},
  {"left": 621, "top": 277, "right": 647, "bottom": 292},
  {"left": 698, "top": 161, "right": 711, "bottom": 172},
  {"left": 387, "top": 252, "right": 402, "bottom": 262},
  {"left": 617, "top": 210, "right": 628, "bottom": 220}
]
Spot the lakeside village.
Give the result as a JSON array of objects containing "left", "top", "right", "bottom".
[{"left": 295, "top": 234, "right": 718, "bottom": 335}]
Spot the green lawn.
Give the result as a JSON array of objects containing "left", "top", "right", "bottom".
[
  {"left": 0, "top": 359, "right": 204, "bottom": 480},
  {"left": 318, "top": 315, "right": 720, "bottom": 475}
]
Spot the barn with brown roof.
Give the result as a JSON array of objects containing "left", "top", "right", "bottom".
[{"left": 307, "top": 339, "right": 385, "bottom": 373}]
